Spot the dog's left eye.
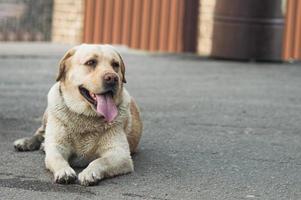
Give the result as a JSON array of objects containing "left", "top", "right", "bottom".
[
  {"left": 85, "top": 59, "right": 97, "bottom": 66},
  {"left": 112, "top": 61, "right": 119, "bottom": 69}
]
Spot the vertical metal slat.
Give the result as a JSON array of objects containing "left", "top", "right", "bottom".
[
  {"left": 159, "top": 0, "right": 171, "bottom": 51},
  {"left": 112, "top": 0, "right": 123, "bottom": 44},
  {"left": 283, "top": 0, "right": 297, "bottom": 60},
  {"left": 176, "top": 0, "right": 185, "bottom": 52},
  {"left": 103, "top": 0, "right": 114, "bottom": 43},
  {"left": 131, "top": 0, "right": 143, "bottom": 48},
  {"left": 140, "top": 0, "right": 152, "bottom": 50},
  {"left": 122, "top": 0, "right": 133, "bottom": 46},
  {"left": 93, "top": 0, "right": 105, "bottom": 44},
  {"left": 150, "top": 0, "right": 161, "bottom": 51},
  {"left": 83, "top": 0, "right": 96, "bottom": 43},
  {"left": 294, "top": 0, "right": 301, "bottom": 58},
  {"left": 168, "top": 0, "right": 180, "bottom": 52}
]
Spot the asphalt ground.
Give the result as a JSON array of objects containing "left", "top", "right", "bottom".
[{"left": 0, "top": 43, "right": 301, "bottom": 200}]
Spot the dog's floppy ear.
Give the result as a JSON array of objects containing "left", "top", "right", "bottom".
[
  {"left": 56, "top": 47, "right": 77, "bottom": 82},
  {"left": 115, "top": 51, "right": 127, "bottom": 83}
]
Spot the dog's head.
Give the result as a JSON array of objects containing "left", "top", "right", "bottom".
[{"left": 57, "top": 44, "right": 126, "bottom": 122}]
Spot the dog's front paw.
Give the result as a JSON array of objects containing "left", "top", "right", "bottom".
[
  {"left": 54, "top": 167, "right": 77, "bottom": 184},
  {"left": 78, "top": 167, "right": 103, "bottom": 186},
  {"left": 14, "top": 137, "right": 41, "bottom": 151}
]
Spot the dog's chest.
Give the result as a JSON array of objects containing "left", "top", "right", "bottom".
[
  {"left": 63, "top": 118, "right": 116, "bottom": 156},
  {"left": 71, "top": 131, "right": 102, "bottom": 154}
]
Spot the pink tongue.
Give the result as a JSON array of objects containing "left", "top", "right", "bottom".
[{"left": 96, "top": 94, "right": 118, "bottom": 122}]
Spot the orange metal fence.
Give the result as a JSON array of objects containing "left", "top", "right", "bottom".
[
  {"left": 283, "top": 0, "right": 301, "bottom": 61},
  {"left": 83, "top": 0, "right": 199, "bottom": 53}
]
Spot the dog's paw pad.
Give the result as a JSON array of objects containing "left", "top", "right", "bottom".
[
  {"left": 54, "top": 167, "right": 77, "bottom": 184},
  {"left": 78, "top": 169, "right": 103, "bottom": 186},
  {"left": 14, "top": 137, "right": 41, "bottom": 151}
]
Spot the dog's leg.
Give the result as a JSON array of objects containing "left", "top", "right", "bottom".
[
  {"left": 78, "top": 146, "right": 133, "bottom": 186},
  {"left": 45, "top": 145, "right": 77, "bottom": 184},
  {"left": 44, "top": 113, "right": 77, "bottom": 184},
  {"left": 14, "top": 111, "right": 47, "bottom": 151}
]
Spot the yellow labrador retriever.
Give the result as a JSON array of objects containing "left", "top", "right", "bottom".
[{"left": 13, "top": 44, "right": 143, "bottom": 186}]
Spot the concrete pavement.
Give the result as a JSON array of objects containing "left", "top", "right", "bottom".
[{"left": 0, "top": 43, "right": 301, "bottom": 199}]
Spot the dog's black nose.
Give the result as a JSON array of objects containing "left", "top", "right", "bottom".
[{"left": 104, "top": 73, "right": 118, "bottom": 86}]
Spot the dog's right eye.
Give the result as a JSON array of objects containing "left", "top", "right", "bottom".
[{"left": 85, "top": 59, "right": 97, "bottom": 67}]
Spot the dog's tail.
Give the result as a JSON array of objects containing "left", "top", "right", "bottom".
[{"left": 14, "top": 110, "right": 47, "bottom": 151}]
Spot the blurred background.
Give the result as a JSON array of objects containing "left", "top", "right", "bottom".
[{"left": 0, "top": 0, "right": 300, "bottom": 62}]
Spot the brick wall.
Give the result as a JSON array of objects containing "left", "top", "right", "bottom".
[
  {"left": 51, "top": 0, "right": 84, "bottom": 44},
  {"left": 197, "top": 0, "right": 216, "bottom": 56}
]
